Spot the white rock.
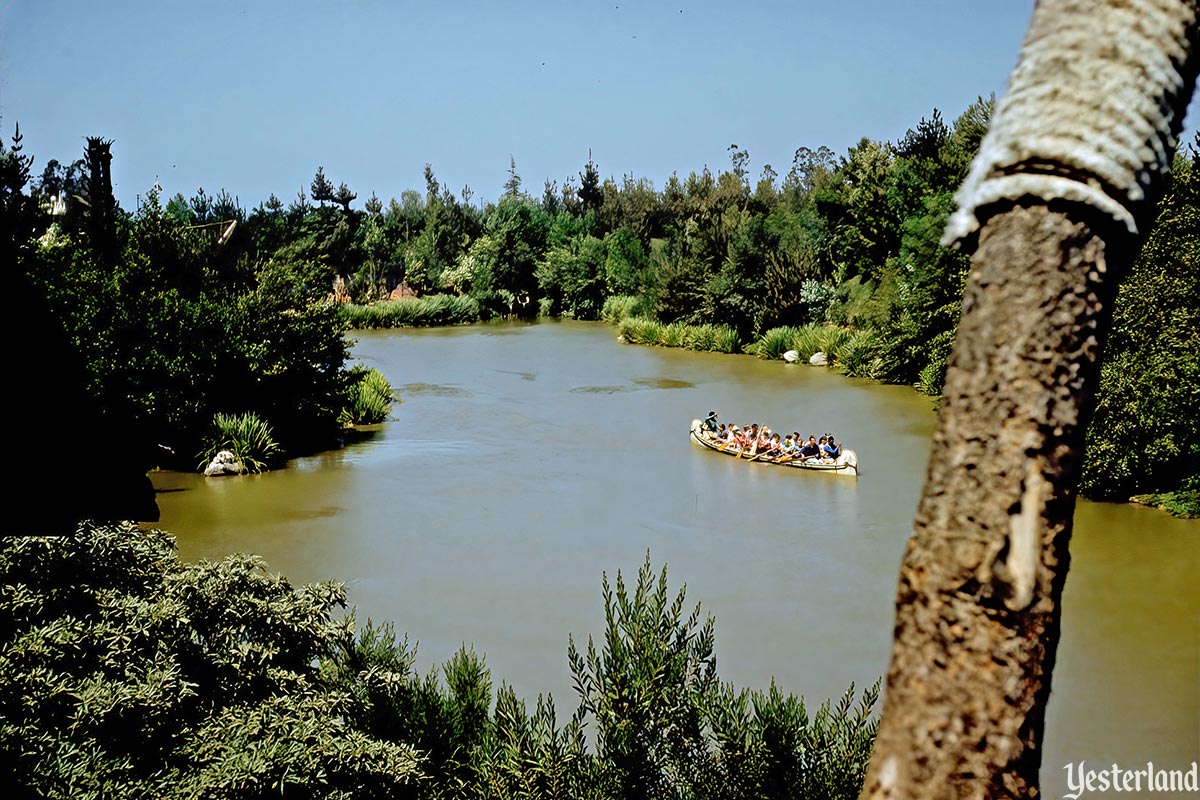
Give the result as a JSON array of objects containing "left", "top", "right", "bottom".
[
  {"left": 203, "top": 450, "right": 243, "bottom": 477},
  {"left": 783, "top": 350, "right": 800, "bottom": 363},
  {"left": 809, "top": 351, "right": 828, "bottom": 366}
]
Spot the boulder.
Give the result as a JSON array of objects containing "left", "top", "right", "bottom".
[
  {"left": 809, "top": 351, "right": 828, "bottom": 366},
  {"left": 203, "top": 450, "right": 243, "bottom": 477},
  {"left": 783, "top": 350, "right": 800, "bottom": 363}
]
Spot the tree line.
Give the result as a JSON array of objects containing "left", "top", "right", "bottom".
[{"left": 2, "top": 98, "right": 1197, "bottom": 507}]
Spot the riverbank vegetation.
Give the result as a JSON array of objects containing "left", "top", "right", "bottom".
[
  {"left": 5, "top": 96, "right": 1196, "bottom": 504},
  {"left": 1, "top": 521, "right": 879, "bottom": 799}
]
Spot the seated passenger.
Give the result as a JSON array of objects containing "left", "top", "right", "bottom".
[
  {"left": 798, "top": 435, "right": 820, "bottom": 461},
  {"left": 702, "top": 411, "right": 720, "bottom": 434},
  {"left": 821, "top": 436, "right": 842, "bottom": 459}
]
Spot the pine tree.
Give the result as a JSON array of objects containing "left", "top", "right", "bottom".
[
  {"left": 311, "top": 166, "right": 334, "bottom": 205},
  {"left": 578, "top": 151, "right": 602, "bottom": 213},
  {"left": 504, "top": 155, "right": 522, "bottom": 197}
]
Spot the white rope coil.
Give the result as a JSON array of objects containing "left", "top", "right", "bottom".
[{"left": 944, "top": 0, "right": 1199, "bottom": 246}]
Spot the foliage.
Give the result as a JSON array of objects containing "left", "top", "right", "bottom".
[
  {"left": 747, "top": 325, "right": 854, "bottom": 364},
  {"left": 340, "top": 294, "right": 482, "bottom": 329},
  {"left": 617, "top": 316, "right": 742, "bottom": 354},
  {"left": 837, "top": 329, "right": 887, "bottom": 380},
  {"left": 601, "top": 294, "right": 653, "bottom": 324},
  {"left": 0, "top": 521, "right": 420, "bottom": 799},
  {"left": 341, "top": 365, "right": 396, "bottom": 425},
  {"left": 321, "top": 552, "right": 880, "bottom": 800},
  {"left": 1135, "top": 485, "right": 1200, "bottom": 518},
  {"left": 568, "top": 558, "right": 716, "bottom": 798},
  {"left": 1081, "top": 147, "right": 1200, "bottom": 499},
  {"left": 198, "top": 411, "right": 283, "bottom": 474}
]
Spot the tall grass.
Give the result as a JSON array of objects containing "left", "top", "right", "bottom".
[
  {"left": 748, "top": 324, "right": 855, "bottom": 363},
  {"left": 838, "top": 329, "right": 887, "bottom": 379},
  {"left": 617, "top": 316, "right": 741, "bottom": 354},
  {"left": 339, "top": 294, "right": 481, "bottom": 329},
  {"left": 341, "top": 366, "right": 395, "bottom": 425},
  {"left": 198, "top": 411, "right": 282, "bottom": 474}
]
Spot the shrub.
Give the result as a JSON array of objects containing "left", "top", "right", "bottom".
[
  {"left": 915, "top": 330, "right": 955, "bottom": 397},
  {"left": 837, "top": 329, "right": 887, "bottom": 379},
  {"left": 601, "top": 294, "right": 653, "bottom": 324},
  {"left": 616, "top": 316, "right": 741, "bottom": 354},
  {"left": 339, "top": 294, "right": 481, "bottom": 329},
  {"left": 749, "top": 324, "right": 856, "bottom": 364},
  {"left": 341, "top": 366, "right": 395, "bottom": 426},
  {"left": 0, "top": 522, "right": 421, "bottom": 799},
  {"left": 198, "top": 411, "right": 282, "bottom": 474},
  {"left": 3, "top": 525, "right": 879, "bottom": 800},
  {"left": 748, "top": 326, "right": 800, "bottom": 360}
]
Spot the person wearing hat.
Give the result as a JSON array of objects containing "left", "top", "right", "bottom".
[{"left": 702, "top": 410, "right": 720, "bottom": 434}]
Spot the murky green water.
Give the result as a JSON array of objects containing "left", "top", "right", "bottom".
[{"left": 153, "top": 320, "right": 1199, "bottom": 794}]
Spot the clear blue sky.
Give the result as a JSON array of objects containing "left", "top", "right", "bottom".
[{"left": 2, "top": 1, "right": 1193, "bottom": 211}]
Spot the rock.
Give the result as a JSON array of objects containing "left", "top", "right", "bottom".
[
  {"left": 203, "top": 450, "right": 243, "bottom": 477},
  {"left": 809, "top": 351, "right": 828, "bottom": 366},
  {"left": 783, "top": 350, "right": 800, "bottom": 363}
]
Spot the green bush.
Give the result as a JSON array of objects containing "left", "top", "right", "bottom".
[
  {"left": 3, "top": 525, "right": 879, "bottom": 800},
  {"left": 198, "top": 411, "right": 282, "bottom": 474},
  {"left": 339, "top": 294, "right": 481, "bottom": 329},
  {"left": 327, "top": 553, "right": 879, "bottom": 800},
  {"left": 601, "top": 294, "right": 653, "bottom": 324},
  {"left": 341, "top": 366, "right": 395, "bottom": 426},
  {"left": 748, "top": 324, "right": 855, "bottom": 364},
  {"left": 616, "top": 316, "right": 741, "bottom": 354},
  {"left": 914, "top": 330, "right": 955, "bottom": 397},
  {"left": 837, "top": 329, "right": 887, "bottom": 379},
  {"left": 0, "top": 521, "right": 420, "bottom": 799}
]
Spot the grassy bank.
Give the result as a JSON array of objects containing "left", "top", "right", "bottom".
[
  {"left": 339, "top": 294, "right": 482, "bottom": 328},
  {"left": 616, "top": 315, "right": 742, "bottom": 354}
]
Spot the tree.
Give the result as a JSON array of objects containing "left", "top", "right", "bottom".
[
  {"left": 578, "top": 151, "right": 603, "bottom": 214},
  {"left": 504, "top": 155, "right": 522, "bottom": 197},
  {"left": 311, "top": 165, "right": 335, "bottom": 206},
  {"left": 335, "top": 181, "right": 357, "bottom": 212},
  {"left": 857, "top": 2, "right": 1200, "bottom": 798},
  {"left": 1082, "top": 143, "right": 1200, "bottom": 499},
  {"left": 541, "top": 178, "right": 561, "bottom": 214},
  {"left": 83, "top": 136, "right": 118, "bottom": 263},
  {"left": 727, "top": 143, "right": 750, "bottom": 185}
]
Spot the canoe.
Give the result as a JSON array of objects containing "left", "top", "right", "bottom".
[{"left": 689, "top": 419, "right": 859, "bottom": 476}]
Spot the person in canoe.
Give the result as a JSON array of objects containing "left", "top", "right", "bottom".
[
  {"left": 821, "top": 435, "right": 843, "bottom": 460},
  {"left": 797, "top": 435, "right": 821, "bottom": 462},
  {"left": 702, "top": 411, "right": 720, "bottom": 434}
]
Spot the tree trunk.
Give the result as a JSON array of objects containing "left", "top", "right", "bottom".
[{"left": 858, "top": 1, "right": 1200, "bottom": 798}]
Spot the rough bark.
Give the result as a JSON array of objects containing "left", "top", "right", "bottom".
[
  {"left": 860, "top": 206, "right": 1119, "bottom": 799},
  {"left": 858, "top": 1, "right": 1200, "bottom": 797}
]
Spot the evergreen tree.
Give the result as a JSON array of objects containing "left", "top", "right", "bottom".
[
  {"left": 504, "top": 155, "right": 522, "bottom": 197},
  {"left": 578, "top": 151, "right": 602, "bottom": 214},
  {"left": 311, "top": 166, "right": 335, "bottom": 205}
]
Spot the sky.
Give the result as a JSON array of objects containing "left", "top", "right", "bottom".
[{"left": 2, "top": 1, "right": 1195, "bottom": 211}]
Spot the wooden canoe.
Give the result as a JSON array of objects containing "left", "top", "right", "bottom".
[{"left": 689, "top": 419, "right": 859, "bottom": 476}]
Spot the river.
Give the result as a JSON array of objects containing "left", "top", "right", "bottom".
[{"left": 152, "top": 320, "right": 1199, "bottom": 795}]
